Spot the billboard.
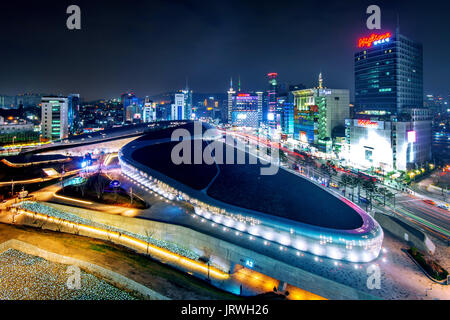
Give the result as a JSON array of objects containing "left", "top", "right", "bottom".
[
  {"left": 355, "top": 119, "right": 384, "bottom": 129},
  {"left": 407, "top": 130, "right": 416, "bottom": 143}
]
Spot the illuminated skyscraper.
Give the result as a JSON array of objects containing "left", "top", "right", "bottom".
[
  {"left": 171, "top": 93, "right": 186, "bottom": 120},
  {"left": 143, "top": 97, "right": 156, "bottom": 123},
  {"left": 121, "top": 91, "right": 139, "bottom": 123},
  {"left": 265, "top": 72, "right": 279, "bottom": 128},
  {"left": 68, "top": 93, "right": 80, "bottom": 134},
  {"left": 230, "top": 92, "right": 263, "bottom": 128},
  {"left": 41, "top": 96, "right": 69, "bottom": 140},
  {"left": 349, "top": 29, "right": 431, "bottom": 169},
  {"left": 227, "top": 78, "right": 235, "bottom": 124},
  {"left": 355, "top": 29, "right": 423, "bottom": 115},
  {"left": 291, "top": 75, "right": 349, "bottom": 151}
]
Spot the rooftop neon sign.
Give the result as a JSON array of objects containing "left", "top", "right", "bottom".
[
  {"left": 358, "top": 32, "right": 391, "bottom": 48},
  {"left": 357, "top": 119, "right": 379, "bottom": 128}
]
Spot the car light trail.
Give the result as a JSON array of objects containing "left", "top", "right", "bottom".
[{"left": 53, "top": 194, "right": 94, "bottom": 205}]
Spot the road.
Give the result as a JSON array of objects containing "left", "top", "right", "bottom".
[
  {"left": 382, "top": 192, "right": 450, "bottom": 241},
  {"left": 0, "top": 169, "right": 81, "bottom": 187}
]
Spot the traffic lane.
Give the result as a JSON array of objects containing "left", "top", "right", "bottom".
[
  {"left": 387, "top": 198, "right": 450, "bottom": 240},
  {"left": 399, "top": 203, "right": 450, "bottom": 234},
  {"left": 395, "top": 194, "right": 450, "bottom": 229}
]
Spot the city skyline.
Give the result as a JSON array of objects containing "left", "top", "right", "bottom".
[
  {"left": 0, "top": 0, "right": 449, "bottom": 100},
  {"left": 0, "top": 0, "right": 449, "bottom": 304}
]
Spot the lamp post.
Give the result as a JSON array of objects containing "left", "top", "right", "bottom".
[{"left": 12, "top": 136, "right": 16, "bottom": 147}]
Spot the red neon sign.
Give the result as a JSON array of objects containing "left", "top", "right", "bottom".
[
  {"left": 358, "top": 32, "right": 391, "bottom": 48},
  {"left": 357, "top": 119, "right": 379, "bottom": 128}
]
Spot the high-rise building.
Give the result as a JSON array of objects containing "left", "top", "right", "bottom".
[
  {"left": 181, "top": 87, "right": 193, "bottom": 120},
  {"left": 291, "top": 75, "right": 349, "bottom": 150},
  {"left": 143, "top": 97, "right": 156, "bottom": 123},
  {"left": 227, "top": 78, "right": 236, "bottom": 124},
  {"left": 171, "top": 93, "right": 186, "bottom": 120},
  {"left": 266, "top": 72, "right": 279, "bottom": 128},
  {"left": 350, "top": 29, "right": 431, "bottom": 169},
  {"left": 67, "top": 94, "right": 80, "bottom": 134},
  {"left": 121, "top": 91, "right": 139, "bottom": 123},
  {"left": 41, "top": 96, "right": 69, "bottom": 140},
  {"left": 230, "top": 92, "right": 263, "bottom": 128},
  {"left": 355, "top": 29, "right": 423, "bottom": 115},
  {"left": 277, "top": 94, "right": 294, "bottom": 136},
  {"left": 226, "top": 77, "right": 263, "bottom": 128}
]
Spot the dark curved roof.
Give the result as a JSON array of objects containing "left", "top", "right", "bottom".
[
  {"left": 129, "top": 137, "right": 364, "bottom": 230},
  {"left": 132, "top": 140, "right": 217, "bottom": 190},
  {"left": 134, "top": 121, "right": 216, "bottom": 142}
]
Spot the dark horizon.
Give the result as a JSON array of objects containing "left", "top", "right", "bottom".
[{"left": 1, "top": 0, "right": 449, "bottom": 101}]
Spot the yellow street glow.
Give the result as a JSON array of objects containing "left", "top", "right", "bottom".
[
  {"left": 18, "top": 209, "right": 229, "bottom": 280},
  {"left": 53, "top": 194, "right": 93, "bottom": 205}
]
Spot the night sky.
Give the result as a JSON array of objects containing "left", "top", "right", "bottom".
[{"left": 0, "top": 0, "right": 449, "bottom": 100}]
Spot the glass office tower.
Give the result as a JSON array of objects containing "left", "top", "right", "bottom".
[{"left": 354, "top": 29, "right": 423, "bottom": 115}]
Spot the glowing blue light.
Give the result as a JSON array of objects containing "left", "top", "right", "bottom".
[{"left": 245, "top": 258, "right": 254, "bottom": 268}]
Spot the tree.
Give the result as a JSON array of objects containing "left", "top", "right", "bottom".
[
  {"left": 320, "top": 164, "right": 331, "bottom": 180},
  {"left": 279, "top": 150, "right": 288, "bottom": 163},
  {"left": 340, "top": 174, "right": 353, "bottom": 198},
  {"left": 384, "top": 189, "right": 396, "bottom": 209},
  {"left": 201, "top": 246, "right": 213, "bottom": 281},
  {"left": 320, "top": 163, "right": 337, "bottom": 186},
  {"left": 79, "top": 182, "right": 87, "bottom": 198},
  {"left": 93, "top": 173, "right": 108, "bottom": 200},
  {"left": 348, "top": 176, "right": 360, "bottom": 203},
  {"left": 361, "top": 179, "right": 377, "bottom": 210},
  {"left": 377, "top": 186, "right": 388, "bottom": 206}
]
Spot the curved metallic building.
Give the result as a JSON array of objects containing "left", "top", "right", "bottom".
[{"left": 119, "top": 121, "right": 384, "bottom": 263}]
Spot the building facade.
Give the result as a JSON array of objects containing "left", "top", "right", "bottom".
[
  {"left": 266, "top": 72, "right": 279, "bottom": 129},
  {"left": 291, "top": 76, "right": 349, "bottom": 149},
  {"left": 143, "top": 98, "right": 156, "bottom": 123},
  {"left": 353, "top": 29, "right": 431, "bottom": 167},
  {"left": 355, "top": 30, "right": 423, "bottom": 115},
  {"left": 181, "top": 88, "right": 193, "bottom": 120},
  {"left": 41, "top": 96, "right": 69, "bottom": 140},
  {"left": 121, "top": 91, "right": 140, "bottom": 123},
  {"left": 0, "top": 120, "right": 39, "bottom": 145},
  {"left": 171, "top": 93, "right": 185, "bottom": 121},
  {"left": 67, "top": 93, "right": 80, "bottom": 134},
  {"left": 227, "top": 79, "right": 236, "bottom": 124},
  {"left": 344, "top": 108, "right": 432, "bottom": 171},
  {"left": 230, "top": 92, "right": 263, "bottom": 128}
]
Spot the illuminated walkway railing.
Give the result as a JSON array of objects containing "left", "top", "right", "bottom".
[{"left": 15, "top": 202, "right": 229, "bottom": 281}]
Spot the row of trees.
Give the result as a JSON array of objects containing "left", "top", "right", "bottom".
[{"left": 340, "top": 174, "right": 395, "bottom": 209}]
